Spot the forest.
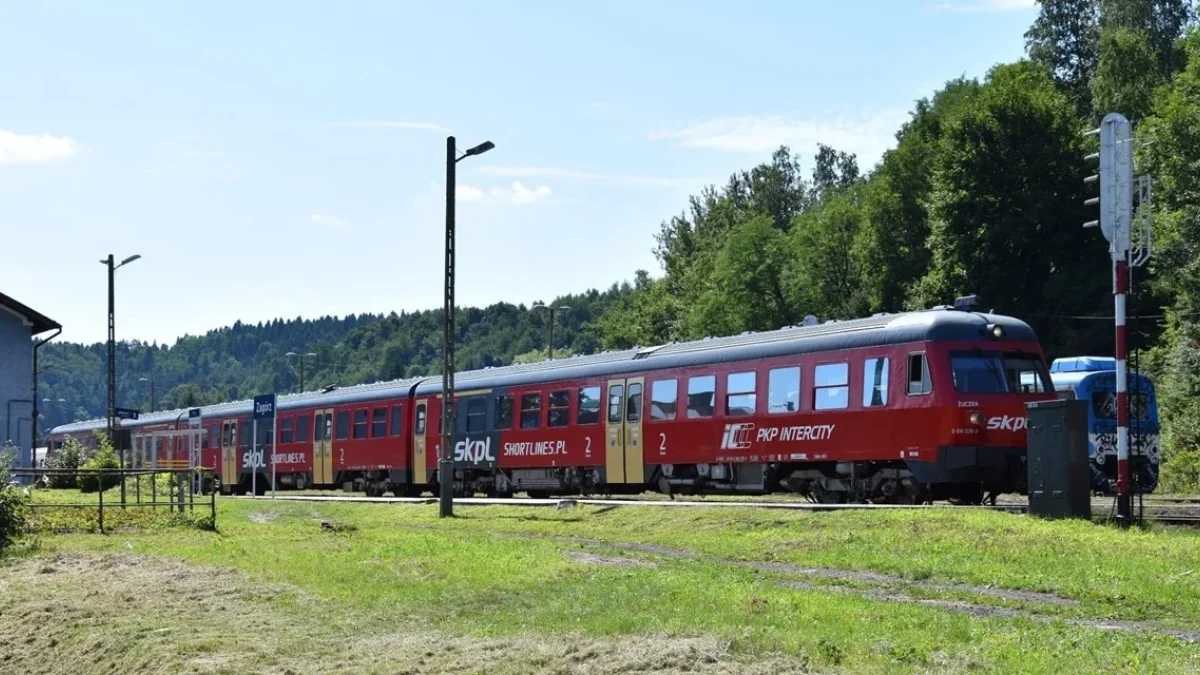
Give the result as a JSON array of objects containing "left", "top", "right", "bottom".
[{"left": 36, "top": 0, "right": 1200, "bottom": 489}]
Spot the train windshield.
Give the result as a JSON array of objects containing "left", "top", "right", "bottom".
[
  {"left": 1090, "top": 390, "right": 1151, "bottom": 421},
  {"left": 950, "top": 351, "right": 1050, "bottom": 394}
]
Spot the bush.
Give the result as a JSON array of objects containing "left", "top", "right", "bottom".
[
  {"left": 1160, "top": 447, "right": 1200, "bottom": 494},
  {"left": 78, "top": 442, "right": 120, "bottom": 493},
  {"left": 0, "top": 488, "right": 29, "bottom": 551},
  {"left": 44, "top": 438, "right": 83, "bottom": 489}
]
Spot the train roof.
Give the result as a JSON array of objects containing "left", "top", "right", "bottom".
[
  {"left": 1049, "top": 356, "right": 1116, "bottom": 373},
  {"left": 49, "top": 307, "right": 1038, "bottom": 435}
]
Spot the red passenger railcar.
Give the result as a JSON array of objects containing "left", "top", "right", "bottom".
[{"left": 47, "top": 306, "right": 1055, "bottom": 503}]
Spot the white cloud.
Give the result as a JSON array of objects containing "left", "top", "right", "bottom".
[
  {"left": 310, "top": 214, "right": 349, "bottom": 228},
  {"left": 925, "top": 0, "right": 1034, "bottom": 13},
  {"left": 472, "top": 165, "right": 692, "bottom": 188},
  {"left": 652, "top": 111, "right": 909, "bottom": 168},
  {"left": 0, "top": 128, "right": 78, "bottom": 165},
  {"left": 324, "top": 121, "right": 449, "bottom": 132},
  {"left": 490, "top": 182, "right": 552, "bottom": 205},
  {"left": 456, "top": 184, "right": 484, "bottom": 202}
]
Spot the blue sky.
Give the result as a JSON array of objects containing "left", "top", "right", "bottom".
[{"left": 1, "top": 0, "right": 1036, "bottom": 345}]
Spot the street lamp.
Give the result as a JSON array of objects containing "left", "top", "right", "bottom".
[
  {"left": 286, "top": 351, "right": 317, "bottom": 392},
  {"left": 532, "top": 304, "right": 572, "bottom": 360},
  {"left": 138, "top": 377, "right": 156, "bottom": 412},
  {"left": 101, "top": 253, "right": 141, "bottom": 504},
  {"left": 442, "top": 135, "right": 495, "bottom": 518}
]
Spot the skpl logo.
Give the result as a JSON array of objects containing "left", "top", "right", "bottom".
[
  {"left": 986, "top": 415, "right": 1027, "bottom": 432},
  {"left": 720, "top": 423, "right": 756, "bottom": 450},
  {"left": 454, "top": 437, "right": 496, "bottom": 463}
]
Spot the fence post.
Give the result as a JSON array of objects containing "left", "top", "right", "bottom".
[
  {"left": 210, "top": 473, "right": 216, "bottom": 526},
  {"left": 97, "top": 476, "right": 105, "bottom": 534}
]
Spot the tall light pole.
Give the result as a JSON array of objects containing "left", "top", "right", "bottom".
[
  {"left": 442, "top": 136, "right": 495, "bottom": 518},
  {"left": 102, "top": 253, "right": 141, "bottom": 504},
  {"left": 286, "top": 351, "right": 317, "bottom": 392},
  {"left": 139, "top": 377, "right": 156, "bottom": 412},
  {"left": 41, "top": 398, "right": 67, "bottom": 450},
  {"left": 532, "top": 303, "right": 572, "bottom": 360}
]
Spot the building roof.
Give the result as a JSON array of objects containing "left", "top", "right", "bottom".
[{"left": 0, "top": 291, "right": 61, "bottom": 335}]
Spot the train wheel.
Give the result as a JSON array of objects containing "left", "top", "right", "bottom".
[{"left": 948, "top": 484, "right": 983, "bottom": 506}]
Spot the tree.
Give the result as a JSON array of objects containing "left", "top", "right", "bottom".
[
  {"left": 688, "top": 215, "right": 795, "bottom": 336},
  {"left": 785, "top": 186, "right": 871, "bottom": 321},
  {"left": 1092, "top": 26, "right": 1165, "bottom": 121},
  {"left": 1026, "top": 0, "right": 1101, "bottom": 114}
]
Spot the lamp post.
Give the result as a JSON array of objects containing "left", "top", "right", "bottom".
[
  {"left": 532, "top": 304, "right": 572, "bottom": 360},
  {"left": 101, "top": 253, "right": 141, "bottom": 504},
  {"left": 442, "top": 135, "right": 495, "bottom": 518},
  {"left": 286, "top": 351, "right": 317, "bottom": 392},
  {"left": 138, "top": 377, "right": 156, "bottom": 412}
]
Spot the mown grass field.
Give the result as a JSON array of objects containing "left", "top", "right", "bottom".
[{"left": 3, "top": 495, "right": 1200, "bottom": 674}]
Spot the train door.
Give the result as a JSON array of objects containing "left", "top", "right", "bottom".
[
  {"left": 412, "top": 399, "right": 429, "bottom": 486},
  {"left": 604, "top": 377, "right": 645, "bottom": 485},
  {"left": 312, "top": 408, "right": 333, "bottom": 485},
  {"left": 221, "top": 420, "right": 238, "bottom": 491}
]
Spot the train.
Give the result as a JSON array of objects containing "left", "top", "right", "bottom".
[
  {"left": 1049, "top": 356, "right": 1160, "bottom": 494},
  {"left": 47, "top": 304, "right": 1057, "bottom": 504}
]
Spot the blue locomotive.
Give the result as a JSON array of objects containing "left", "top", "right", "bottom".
[{"left": 1049, "top": 356, "right": 1160, "bottom": 494}]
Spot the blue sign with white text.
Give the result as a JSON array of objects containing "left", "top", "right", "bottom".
[{"left": 253, "top": 394, "right": 276, "bottom": 420}]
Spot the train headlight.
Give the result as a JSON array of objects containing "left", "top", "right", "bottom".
[
  {"left": 970, "top": 412, "right": 986, "bottom": 426},
  {"left": 987, "top": 323, "right": 1005, "bottom": 339}
]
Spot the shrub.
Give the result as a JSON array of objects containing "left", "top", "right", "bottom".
[
  {"left": 0, "top": 487, "right": 29, "bottom": 551},
  {"left": 78, "top": 441, "right": 120, "bottom": 493},
  {"left": 44, "top": 438, "right": 83, "bottom": 489}
]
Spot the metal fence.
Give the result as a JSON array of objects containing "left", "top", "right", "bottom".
[{"left": 9, "top": 467, "right": 217, "bottom": 534}]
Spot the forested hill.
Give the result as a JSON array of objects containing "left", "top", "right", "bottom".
[
  {"left": 36, "top": 286, "right": 631, "bottom": 426},
  {"left": 36, "top": 1, "right": 1200, "bottom": 489}
]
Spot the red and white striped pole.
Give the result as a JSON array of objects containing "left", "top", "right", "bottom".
[{"left": 1114, "top": 259, "right": 1131, "bottom": 523}]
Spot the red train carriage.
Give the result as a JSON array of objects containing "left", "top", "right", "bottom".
[{"left": 46, "top": 305, "right": 1055, "bottom": 503}]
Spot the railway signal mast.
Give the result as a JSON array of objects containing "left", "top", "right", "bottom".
[{"left": 1084, "top": 112, "right": 1152, "bottom": 527}]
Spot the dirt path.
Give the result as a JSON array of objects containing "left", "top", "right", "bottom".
[{"left": 0, "top": 552, "right": 807, "bottom": 675}]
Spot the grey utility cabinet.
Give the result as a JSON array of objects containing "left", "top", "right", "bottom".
[{"left": 1025, "top": 399, "right": 1091, "bottom": 520}]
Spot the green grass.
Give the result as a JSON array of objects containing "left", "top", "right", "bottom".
[{"left": 5, "top": 498, "right": 1195, "bottom": 673}]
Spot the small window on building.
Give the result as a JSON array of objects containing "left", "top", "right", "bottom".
[
  {"left": 297, "top": 415, "right": 310, "bottom": 443},
  {"left": 549, "top": 390, "right": 570, "bottom": 427},
  {"left": 577, "top": 386, "right": 601, "bottom": 425},
  {"left": 371, "top": 407, "right": 387, "bottom": 438},
  {"left": 415, "top": 404, "right": 427, "bottom": 435},
  {"left": 687, "top": 375, "right": 716, "bottom": 418},
  {"left": 336, "top": 411, "right": 350, "bottom": 440},
  {"left": 281, "top": 418, "right": 294, "bottom": 444},
  {"left": 466, "top": 398, "right": 487, "bottom": 433},
  {"left": 768, "top": 367, "right": 800, "bottom": 413},
  {"left": 627, "top": 383, "right": 642, "bottom": 422},
  {"left": 726, "top": 371, "right": 756, "bottom": 416},
  {"left": 521, "top": 393, "right": 541, "bottom": 429},
  {"left": 495, "top": 394, "right": 514, "bottom": 429},
  {"left": 863, "top": 357, "right": 889, "bottom": 407},
  {"left": 353, "top": 410, "right": 369, "bottom": 439},
  {"left": 814, "top": 363, "right": 849, "bottom": 410},
  {"left": 608, "top": 385, "right": 624, "bottom": 423},
  {"left": 650, "top": 379, "right": 677, "bottom": 421},
  {"left": 390, "top": 405, "right": 402, "bottom": 436},
  {"left": 907, "top": 353, "right": 932, "bottom": 395}
]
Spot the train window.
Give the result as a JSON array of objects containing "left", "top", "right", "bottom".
[
  {"left": 907, "top": 353, "right": 932, "bottom": 395},
  {"left": 336, "top": 411, "right": 350, "bottom": 440},
  {"left": 863, "top": 358, "right": 889, "bottom": 407},
  {"left": 726, "top": 372, "right": 756, "bottom": 416},
  {"left": 608, "top": 385, "right": 624, "bottom": 423},
  {"left": 650, "top": 380, "right": 678, "bottom": 421},
  {"left": 521, "top": 393, "right": 542, "bottom": 429},
  {"left": 549, "top": 390, "right": 571, "bottom": 428},
  {"left": 415, "top": 404, "right": 427, "bottom": 435},
  {"left": 627, "top": 383, "right": 643, "bottom": 423},
  {"left": 281, "top": 418, "right": 294, "bottom": 444},
  {"left": 297, "top": 415, "right": 310, "bottom": 443},
  {"left": 577, "top": 387, "right": 601, "bottom": 424},
  {"left": 466, "top": 398, "right": 488, "bottom": 433},
  {"left": 258, "top": 419, "right": 275, "bottom": 447},
  {"left": 687, "top": 375, "right": 716, "bottom": 418},
  {"left": 372, "top": 407, "right": 387, "bottom": 438},
  {"left": 391, "top": 406, "right": 403, "bottom": 436},
  {"left": 222, "top": 423, "right": 232, "bottom": 447},
  {"left": 495, "top": 394, "right": 514, "bottom": 429},
  {"left": 768, "top": 367, "right": 800, "bottom": 413},
  {"left": 209, "top": 424, "right": 219, "bottom": 448},
  {"left": 353, "top": 410, "right": 368, "bottom": 439},
  {"left": 1003, "top": 353, "right": 1050, "bottom": 394},
  {"left": 239, "top": 423, "right": 249, "bottom": 449},
  {"left": 950, "top": 352, "right": 1007, "bottom": 393},
  {"left": 814, "top": 363, "right": 849, "bottom": 410}
]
